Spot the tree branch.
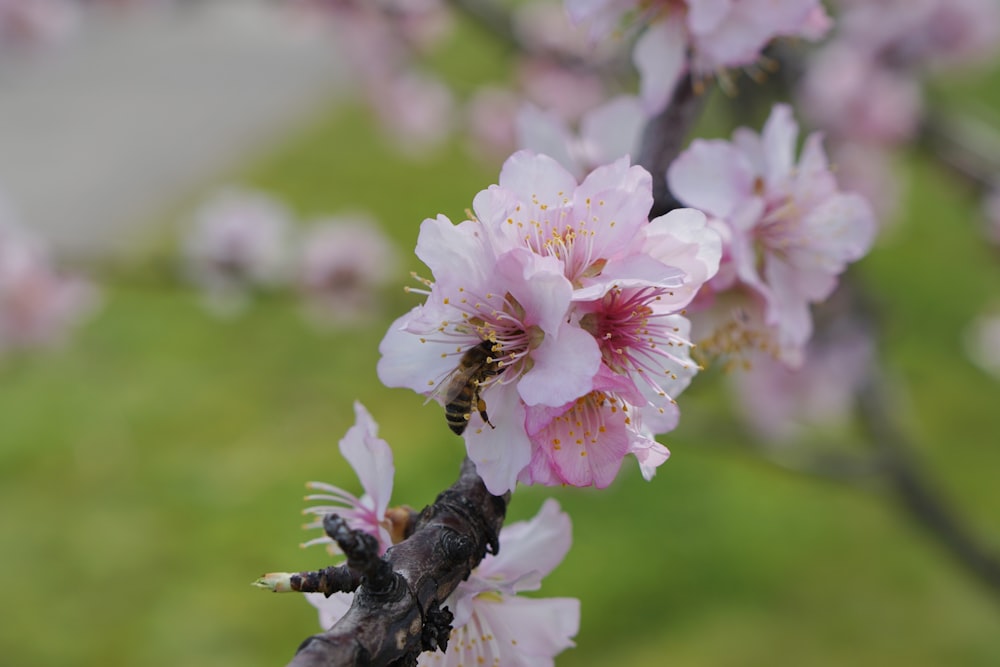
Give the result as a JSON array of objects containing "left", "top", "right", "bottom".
[
  {"left": 637, "top": 73, "right": 711, "bottom": 218},
  {"left": 285, "top": 457, "right": 510, "bottom": 667},
  {"left": 856, "top": 367, "right": 1000, "bottom": 599}
]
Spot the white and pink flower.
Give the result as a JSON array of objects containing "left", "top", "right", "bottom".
[
  {"left": 667, "top": 104, "right": 876, "bottom": 367},
  {"left": 517, "top": 95, "right": 647, "bottom": 179},
  {"left": 301, "top": 401, "right": 397, "bottom": 556},
  {"left": 379, "top": 150, "right": 721, "bottom": 493}
]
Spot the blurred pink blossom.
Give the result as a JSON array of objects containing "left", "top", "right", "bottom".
[
  {"left": 464, "top": 86, "right": 521, "bottom": 161},
  {"left": 513, "top": 1, "right": 592, "bottom": 59},
  {"left": 181, "top": 187, "right": 292, "bottom": 314},
  {"left": 0, "top": 214, "right": 97, "bottom": 354},
  {"left": 517, "top": 95, "right": 646, "bottom": 179},
  {"left": 668, "top": 104, "right": 876, "bottom": 368},
  {"left": 800, "top": 0, "right": 1000, "bottom": 148},
  {"left": 0, "top": 0, "right": 79, "bottom": 50},
  {"left": 369, "top": 72, "right": 455, "bottom": 157},
  {"left": 828, "top": 141, "right": 902, "bottom": 226},
  {"left": 833, "top": 0, "right": 1000, "bottom": 71},
  {"left": 297, "top": 216, "right": 399, "bottom": 327},
  {"left": 730, "top": 315, "right": 874, "bottom": 442},
  {"left": 566, "top": 0, "right": 830, "bottom": 111},
  {"left": 517, "top": 58, "right": 608, "bottom": 123},
  {"left": 799, "top": 44, "right": 923, "bottom": 147},
  {"left": 286, "top": 0, "right": 455, "bottom": 157}
]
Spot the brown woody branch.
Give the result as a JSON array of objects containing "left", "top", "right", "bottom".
[
  {"left": 284, "top": 457, "right": 510, "bottom": 667},
  {"left": 637, "top": 73, "right": 711, "bottom": 218},
  {"left": 854, "top": 353, "right": 1000, "bottom": 599}
]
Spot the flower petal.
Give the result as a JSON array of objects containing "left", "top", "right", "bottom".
[
  {"left": 339, "top": 402, "right": 395, "bottom": 522},
  {"left": 464, "top": 384, "right": 532, "bottom": 495},
  {"left": 517, "top": 320, "right": 601, "bottom": 407},
  {"left": 475, "top": 499, "right": 572, "bottom": 592},
  {"left": 634, "top": 18, "right": 687, "bottom": 113},
  {"left": 668, "top": 139, "right": 756, "bottom": 218}
]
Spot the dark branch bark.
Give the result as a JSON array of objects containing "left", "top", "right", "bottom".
[
  {"left": 287, "top": 564, "right": 362, "bottom": 596},
  {"left": 856, "top": 369, "right": 1000, "bottom": 599},
  {"left": 285, "top": 457, "right": 510, "bottom": 667},
  {"left": 637, "top": 73, "right": 711, "bottom": 218}
]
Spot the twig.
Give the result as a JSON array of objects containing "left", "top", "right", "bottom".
[{"left": 284, "top": 457, "right": 510, "bottom": 667}]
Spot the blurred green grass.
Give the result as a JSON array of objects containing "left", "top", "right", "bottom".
[{"left": 3, "top": 26, "right": 1000, "bottom": 667}]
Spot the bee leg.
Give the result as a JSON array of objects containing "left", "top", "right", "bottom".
[{"left": 476, "top": 397, "right": 496, "bottom": 430}]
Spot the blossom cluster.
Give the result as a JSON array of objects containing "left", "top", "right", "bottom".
[
  {"left": 181, "top": 187, "right": 398, "bottom": 327},
  {"left": 378, "top": 150, "right": 722, "bottom": 494},
  {"left": 298, "top": 402, "right": 580, "bottom": 667}
]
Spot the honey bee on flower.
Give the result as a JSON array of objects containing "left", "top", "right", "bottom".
[{"left": 378, "top": 150, "right": 721, "bottom": 494}]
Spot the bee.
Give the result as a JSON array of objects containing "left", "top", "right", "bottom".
[{"left": 431, "top": 340, "right": 506, "bottom": 435}]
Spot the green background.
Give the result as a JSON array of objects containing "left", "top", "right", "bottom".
[{"left": 2, "top": 18, "right": 1000, "bottom": 667}]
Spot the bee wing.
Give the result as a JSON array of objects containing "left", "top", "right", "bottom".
[{"left": 424, "top": 362, "right": 480, "bottom": 407}]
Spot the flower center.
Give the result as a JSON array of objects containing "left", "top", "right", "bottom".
[
  {"left": 512, "top": 199, "right": 608, "bottom": 286},
  {"left": 580, "top": 286, "right": 693, "bottom": 386}
]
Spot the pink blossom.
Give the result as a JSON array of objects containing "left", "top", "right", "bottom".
[
  {"left": 369, "top": 72, "right": 455, "bottom": 158},
  {"left": 668, "top": 104, "right": 876, "bottom": 367},
  {"left": 297, "top": 216, "right": 399, "bottom": 328},
  {"left": 181, "top": 187, "right": 292, "bottom": 314},
  {"left": 287, "top": 0, "right": 455, "bottom": 156},
  {"left": 464, "top": 86, "right": 521, "bottom": 161},
  {"left": 0, "top": 0, "right": 79, "bottom": 51},
  {"left": 566, "top": 0, "right": 830, "bottom": 111},
  {"left": 730, "top": 313, "right": 874, "bottom": 442},
  {"left": 799, "top": 0, "right": 1000, "bottom": 149},
  {"left": 517, "top": 95, "right": 647, "bottom": 179},
  {"left": 833, "top": 0, "right": 1000, "bottom": 71},
  {"left": 516, "top": 58, "right": 609, "bottom": 123},
  {"left": 798, "top": 43, "right": 923, "bottom": 146},
  {"left": 379, "top": 151, "right": 720, "bottom": 492},
  {"left": 377, "top": 214, "right": 596, "bottom": 493},
  {"left": 301, "top": 402, "right": 396, "bottom": 556},
  {"left": 513, "top": 1, "right": 606, "bottom": 63},
  {"left": 0, "top": 211, "right": 98, "bottom": 354},
  {"left": 827, "top": 141, "right": 903, "bottom": 226}
]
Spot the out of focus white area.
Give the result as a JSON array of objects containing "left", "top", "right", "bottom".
[{"left": 0, "top": 0, "right": 346, "bottom": 257}]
